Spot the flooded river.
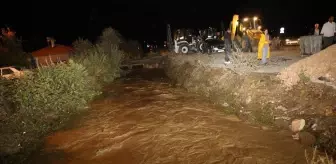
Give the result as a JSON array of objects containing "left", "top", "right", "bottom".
[{"left": 29, "top": 69, "right": 308, "bottom": 164}]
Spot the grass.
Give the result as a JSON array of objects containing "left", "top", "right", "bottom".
[
  {"left": 299, "top": 71, "right": 310, "bottom": 83},
  {"left": 306, "top": 147, "right": 334, "bottom": 164}
]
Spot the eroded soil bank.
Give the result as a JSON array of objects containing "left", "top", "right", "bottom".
[
  {"left": 28, "top": 69, "right": 309, "bottom": 164},
  {"left": 164, "top": 54, "right": 336, "bottom": 158}
]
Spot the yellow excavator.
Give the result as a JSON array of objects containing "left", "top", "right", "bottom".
[{"left": 230, "top": 14, "right": 263, "bottom": 52}]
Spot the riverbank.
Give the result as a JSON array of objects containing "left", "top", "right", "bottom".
[
  {"left": 28, "top": 69, "right": 310, "bottom": 164},
  {"left": 164, "top": 50, "right": 336, "bottom": 158}
]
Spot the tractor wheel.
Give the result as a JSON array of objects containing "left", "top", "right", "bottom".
[{"left": 179, "top": 45, "right": 189, "bottom": 54}]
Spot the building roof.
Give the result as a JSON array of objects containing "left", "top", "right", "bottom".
[{"left": 32, "top": 44, "right": 73, "bottom": 57}]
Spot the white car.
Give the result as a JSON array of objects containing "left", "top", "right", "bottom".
[
  {"left": 0, "top": 66, "right": 24, "bottom": 79},
  {"left": 285, "top": 38, "right": 300, "bottom": 46}
]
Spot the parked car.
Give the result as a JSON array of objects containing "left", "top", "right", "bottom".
[
  {"left": 0, "top": 66, "right": 24, "bottom": 79},
  {"left": 284, "top": 37, "right": 300, "bottom": 46}
]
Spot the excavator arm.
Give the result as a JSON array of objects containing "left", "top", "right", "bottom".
[{"left": 229, "top": 14, "right": 263, "bottom": 52}]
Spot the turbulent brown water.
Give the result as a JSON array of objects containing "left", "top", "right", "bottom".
[{"left": 29, "top": 69, "right": 309, "bottom": 164}]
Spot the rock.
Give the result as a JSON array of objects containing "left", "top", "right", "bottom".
[
  {"left": 275, "top": 105, "right": 288, "bottom": 112},
  {"left": 325, "top": 106, "right": 336, "bottom": 116},
  {"left": 224, "top": 115, "right": 241, "bottom": 122},
  {"left": 245, "top": 96, "right": 252, "bottom": 104},
  {"left": 292, "top": 133, "right": 300, "bottom": 140},
  {"left": 222, "top": 102, "right": 229, "bottom": 107},
  {"left": 261, "top": 126, "right": 270, "bottom": 130},
  {"left": 290, "top": 119, "right": 306, "bottom": 133},
  {"left": 298, "top": 131, "right": 316, "bottom": 146}
]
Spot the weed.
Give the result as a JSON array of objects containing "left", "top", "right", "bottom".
[{"left": 299, "top": 71, "right": 310, "bottom": 83}]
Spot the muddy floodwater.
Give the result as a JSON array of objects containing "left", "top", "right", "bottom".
[{"left": 29, "top": 69, "right": 308, "bottom": 164}]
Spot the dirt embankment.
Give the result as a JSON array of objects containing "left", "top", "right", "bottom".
[
  {"left": 279, "top": 45, "right": 336, "bottom": 88},
  {"left": 164, "top": 52, "right": 336, "bottom": 157}
]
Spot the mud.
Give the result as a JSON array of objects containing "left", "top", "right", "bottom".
[{"left": 27, "top": 69, "right": 310, "bottom": 164}]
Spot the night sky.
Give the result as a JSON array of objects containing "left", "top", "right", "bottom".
[{"left": 1, "top": 1, "right": 334, "bottom": 51}]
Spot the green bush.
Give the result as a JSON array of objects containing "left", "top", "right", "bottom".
[
  {"left": 0, "top": 60, "right": 100, "bottom": 162},
  {"left": 13, "top": 60, "right": 100, "bottom": 118},
  {"left": 97, "top": 27, "right": 123, "bottom": 49},
  {"left": 72, "top": 27, "right": 124, "bottom": 84},
  {"left": 72, "top": 38, "right": 93, "bottom": 54},
  {"left": 0, "top": 27, "right": 125, "bottom": 163},
  {"left": 72, "top": 45, "right": 123, "bottom": 84}
]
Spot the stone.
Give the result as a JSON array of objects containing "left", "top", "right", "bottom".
[
  {"left": 275, "top": 105, "right": 288, "bottom": 112},
  {"left": 292, "top": 133, "right": 300, "bottom": 140},
  {"left": 245, "top": 96, "right": 252, "bottom": 104},
  {"left": 325, "top": 106, "right": 336, "bottom": 116},
  {"left": 290, "top": 119, "right": 306, "bottom": 133},
  {"left": 222, "top": 102, "right": 229, "bottom": 107},
  {"left": 261, "top": 126, "right": 270, "bottom": 130}
]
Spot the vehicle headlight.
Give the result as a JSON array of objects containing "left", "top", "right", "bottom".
[
  {"left": 285, "top": 39, "right": 290, "bottom": 41},
  {"left": 179, "top": 37, "right": 184, "bottom": 39}
]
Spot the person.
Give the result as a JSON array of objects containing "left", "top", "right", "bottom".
[
  {"left": 313, "top": 23, "right": 320, "bottom": 35},
  {"left": 257, "top": 29, "right": 270, "bottom": 65},
  {"left": 223, "top": 28, "right": 232, "bottom": 64},
  {"left": 320, "top": 16, "right": 335, "bottom": 48}
]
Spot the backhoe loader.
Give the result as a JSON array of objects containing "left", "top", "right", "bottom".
[{"left": 230, "top": 14, "right": 263, "bottom": 52}]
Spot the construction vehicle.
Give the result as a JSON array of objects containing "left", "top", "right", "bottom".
[
  {"left": 199, "top": 27, "right": 225, "bottom": 54},
  {"left": 230, "top": 14, "right": 263, "bottom": 52},
  {"left": 173, "top": 29, "right": 201, "bottom": 54}
]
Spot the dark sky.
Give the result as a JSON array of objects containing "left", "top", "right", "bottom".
[{"left": 1, "top": 1, "right": 334, "bottom": 51}]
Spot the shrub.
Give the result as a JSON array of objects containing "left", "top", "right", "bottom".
[
  {"left": 72, "top": 45, "right": 123, "bottom": 84},
  {"left": 13, "top": 60, "right": 100, "bottom": 123},
  {"left": 97, "top": 27, "right": 123, "bottom": 50},
  {"left": 72, "top": 27, "right": 125, "bottom": 84},
  {"left": 72, "top": 38, "right": 93, "bottom": 54},
  {"left": 0, "top": 27, "right": 125, "bottom": 163},
  {"left": 0, "top": 60, "right": 100, "bottom": 162}
]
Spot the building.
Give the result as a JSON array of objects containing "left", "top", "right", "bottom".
[{"left": 32, "top": 38, "right": 73, "bottom": 66}]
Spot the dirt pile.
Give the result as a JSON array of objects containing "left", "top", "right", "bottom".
[{"left": 278, "top": 45, "right": 336, "bottom": 88}]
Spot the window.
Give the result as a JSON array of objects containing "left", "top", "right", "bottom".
[{"left": 1, "top": 68, "right": 13, "bottom": 75}]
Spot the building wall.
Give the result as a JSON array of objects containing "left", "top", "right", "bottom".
[{"left": 34, "top": 53, "right": 69, "bottom": 66}]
